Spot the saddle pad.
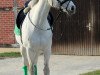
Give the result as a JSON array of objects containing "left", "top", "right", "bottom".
[{"left": 14, "top": 25, "right": 21, "bottom": 35}]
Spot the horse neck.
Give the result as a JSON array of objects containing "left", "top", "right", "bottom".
[{"left": 30, "top": 0, "right": 51, "bottom": 27}]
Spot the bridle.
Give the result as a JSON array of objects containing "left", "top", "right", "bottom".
[
  {"left": 57, "top": 0, "right": 72, "bottom": 11},
  {"left": 57, "top": 0, "right": 71, "bottom": 6}
]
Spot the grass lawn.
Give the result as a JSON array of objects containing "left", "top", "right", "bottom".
[
  {"left": 0, "top": 52, "right": 21, "bottom": 58},
  {"left": 80, "top": 70, "right": 100, "bottom": 75}
]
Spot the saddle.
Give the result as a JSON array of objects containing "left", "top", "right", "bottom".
[
  {"left": 16, "top": 8, "right": 26, "bottom": 29},
  {"left": 16, "top": 8, "right": 54, "bottom": 29}
]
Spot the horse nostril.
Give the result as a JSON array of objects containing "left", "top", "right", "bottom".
[{"left": 71, "top": 6, "right": 74, "bottom": 11}]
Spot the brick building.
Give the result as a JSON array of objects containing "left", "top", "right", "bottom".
[{"left": 0, "top": 0, "right": 24, "bottom": 44}]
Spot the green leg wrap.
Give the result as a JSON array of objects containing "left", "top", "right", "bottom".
[
  {"left": 34, "top": 65, "right": 37, "bottom": 75},
  {"left": 23, "top": 66, "right": 28, "bottom": 75},
  {"left": 22, "top": 65, "right": 37, "bottom": 75}
]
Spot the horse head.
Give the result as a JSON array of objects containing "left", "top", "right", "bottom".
[{"left": 49, "top": 0, "right": 76, "bottom": 15}]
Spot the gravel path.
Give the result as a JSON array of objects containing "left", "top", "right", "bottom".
[{"left": 0, "top": 55, "right": 100, "bottom": 75}]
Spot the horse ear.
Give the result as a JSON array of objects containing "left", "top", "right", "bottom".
[{"left": 48, "top": 0, "right": 53, "bottom": 6}]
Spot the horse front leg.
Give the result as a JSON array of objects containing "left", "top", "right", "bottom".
[
  {"left": 20, "top": 46, "right": 29, "bottom": 75},
  {"left": 44, "top": 49, "right": 51, "bottom": 75},
  {"left": 26, "top": 47, "right": 38, "bottom": 75}
]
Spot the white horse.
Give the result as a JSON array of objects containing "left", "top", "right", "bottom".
[{"left": 15, "top": 0, "right": 76, "bottom": 75}]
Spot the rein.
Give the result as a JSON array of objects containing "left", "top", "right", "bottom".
[
  {"left": 52, "top": 0, "right": 72, "bottom": 40},
  {"left": 28, "top": 9, "right": 63, "bottom": 40},
  {"left": 27, "top": 0, "right": 71, "bottom": 40},
  {"left": 52, "top": 10, "right": 64, "bottom": 40},
  {"left": 28, "top": 11, "right": 52, "bottom": 31}
]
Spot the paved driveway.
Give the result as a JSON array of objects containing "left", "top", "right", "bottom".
[{"left": 0, "top": 55, "right": 100, "bottom": 75}]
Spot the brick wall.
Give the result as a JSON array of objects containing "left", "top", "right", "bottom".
[
  {"left": 0, "top": 0, "right": 24, "bottom": 44},
  {"left": 17, "top": 0, "right": 24, "bottom": 8},
  {"left": 0, "top": 0, "right": 13, "bottom": 8},
  {"left": 0, "top": 11, "right": 15, "bottom": 44}
]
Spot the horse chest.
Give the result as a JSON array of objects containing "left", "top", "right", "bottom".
[{"left": 29, "top": 31, "right": 52, "bottom": 48}]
